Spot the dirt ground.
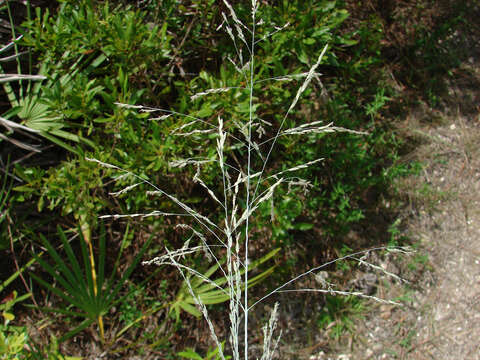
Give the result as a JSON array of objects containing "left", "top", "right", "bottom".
[{"left": 313, "top": 55, "right": 480, "bottom": 359}]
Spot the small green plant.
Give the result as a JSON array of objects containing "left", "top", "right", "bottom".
[
  {"left": 31, "top": 225, "right": 152, "bottom": 343},
  {"left": 116, "top": 284, "right": 143, "bottom": 327},
  {"left": 0, "top": 258, "right": 35, "bottom": 360},
  {"left": 387, "top": 218, "right": 403, "bottom": 247},
  {"left": 365, "top": 88, "right": 391, "bottom": 120},
  {"left": 335, "top": 245, "right": 354, "bottom": 271},
  {"left": 178, "top": 342, "right": 231, "bottom": 360},
  {"left": 0, "top": 317, "right": 29, "bottom": 360},
  {"left": 166, "top": 248, "right": 280, "bottom": 322},
  {"left": 317, "top": 294, "right": 364, "bottom": 339},
  {"left": 398, "top": 329, "right": 416, "bottom": 349},
  {"left": 27, "top": 335, "right": 83, "bottom": 360},
  {"left": 407, "top": 251, "right": 430, "bottom": 272}
]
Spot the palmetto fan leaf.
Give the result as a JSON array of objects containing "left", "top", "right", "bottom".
[
  {"left": 31, "top": 226, "right": 152, "bottom": 342},
  {"left": 0, "top": 35, "right": 105, "bottom": 154}
]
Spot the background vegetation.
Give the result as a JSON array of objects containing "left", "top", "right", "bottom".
[{"left": 0, "top": 0, "right": 477, "bottom": 358}]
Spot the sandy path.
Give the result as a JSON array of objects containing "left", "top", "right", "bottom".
[
  {"left": 310, "top": 47, "right": 480, "bottom": 359},
  {"left": 322, "top": 95, "right": 480, "bottom": 360}
]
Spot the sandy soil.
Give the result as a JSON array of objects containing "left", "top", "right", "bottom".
[{"left": 314, "top": 61, "right": 480, "bottom": 360}]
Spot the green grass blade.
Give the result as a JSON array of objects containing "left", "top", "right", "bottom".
[
  {"left": 38, "top": 131, "right": 80, "bottom": 154},
  {"left": 105, "top": 235, "right": 152, "bottom": 306},
  {"left": 112, "top": 223, "right": 130, "bottom": 276},
  {"left": 0, "top": 160, "right": 12, "bottom": 213},
  {"left": 29, "top": 272, "right": 84, "bottom": 310},
  {"left": 13, "top": 292, "right": 32, "bottom": 304},
  {"left": 97, "top": 225, "right": 106, "bottom": 301},
  {"left": 0, "top": 257, "right": 35, "bottom": 293},
  {"left": 196, "top": 248, "right": 280, "bottom": 293},
  {"left": 179, "top": 302, "right": 202, "bottom": 318},
  {"left": 103, "top": 222, "right": 131, "bottom": 299},
  {"left": 246, "top": 265, "right": 276, "bottom": 289},
  {"left": 57, "top": 227, "right": 88, "bottom": 291},
  {"left": 0, "top": 61, "right": 19, "bottom": 107},
  {"left": 59, "top": 318, "right": 95, "bottom": 343},
  {"left": 78, "top": 230, "right": 95, "bottom": 301},
  {"left": 35, "top": 239, "right": 84, "bottom": 297},
  {"left": 246, "top": 248, "right": 280, "bottom": 271},
  {"left": 197, "top": 291, "right": 230, "bottom": 305}
]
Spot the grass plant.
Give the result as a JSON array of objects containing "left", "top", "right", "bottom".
[{"left": 87, "top": 1, "right": 411, "bottom": 358}]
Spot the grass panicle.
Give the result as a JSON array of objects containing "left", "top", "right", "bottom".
[{"left": 88, "top": 0, "right": 411, "bottom": 358}]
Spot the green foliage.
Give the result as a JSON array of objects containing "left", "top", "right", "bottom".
[
  {"left": 0, "top": 0, "right": 436, "bottom": 354},
  {"left": 317, "top": 294, "right": 364, "bottom": 339},
  {"left": 12, "top": 0, "right": 400, "bottom": 254},
  {"left": 162, "top": 0, "right": 387, "bottom": 252},
  {"left": 0, "top": 258, "right": 35, "bottom": 360},
  {"left": 0, "top": 322, "right": 81, "bottom": 360},
  {"left": 27, "top": 335, "right": 83, "bottom": 360},
  {"left": 9, "top": 0, "right": 173, "bottom": 224},
  {"left": 335, "top": 245, "right": 354, "bottom": 271},
  {"left": 0, "top": 321, "right": 29, "bottom": 360},
  {"left": 0, "top": 0, "right": 106, "bottom": 154},
  {"left": 177, "top": 342, "right": 231, "bottom": 360},
  {"left": 407, "top": 252, "right": 430, "bottom": 272},
  {"left": 116, "top": 284, "right": 143, "bottom": 327},
  {"left": 14, "top": 156, "right": 111, "bottom": 230},
  {"left": 170, "top": 248, "right": 280, "bottom": 321},
  {"left": 30, "top": 225, "right": 152, "bottom": 342},
  {"left": 22, "top": 1, "right": 171, "bottom": 76},
  {"left": 387, "top": 218, "right": 409, "bottom": 247}
]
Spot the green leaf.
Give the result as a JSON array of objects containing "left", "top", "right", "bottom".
[
  {"left": 0, "top": 257, "right": 35, "bottom": 293},
  {"left": 196, "top": 105, "right": 213, "bottom": 118},
  {"left": 32, "top": 225, "right": 150, "bottom": 342},
  {"left": 179, "top": 302, "right": 202, "bottom": 318},
  {"left": 171, "top": 248, "right": 280, "bottom": 319},
  {"left": 302, "top": 38, "right": 316, "bottom": 45},
  {"left": 294, "top": 222, "right": 314, "bottom": 231},
  {"left": 2, "top": 311, "right": 14, "bottom": 321},
  {"left": 177, "top": 349, "right": 204, "bottom": 360}
]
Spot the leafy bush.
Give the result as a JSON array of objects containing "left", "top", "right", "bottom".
[{"left": 13, "top": 0, "right": 398, "bottom": 253}]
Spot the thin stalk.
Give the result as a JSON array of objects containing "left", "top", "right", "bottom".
[
  {"left": 98, "top": 315, "right": 105, "bottom": 343},
  {"left": 81, "top": 219, "right": 104, "bottom": 343},
  {"left": 5, "top": 0, "right": 24, "bottom": 99},
  {"left": 244, "top": 4, "right": 257, "bottom": 359},
  {"left": 26, "top": 0, "right": 33, "bottom": 76}
]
